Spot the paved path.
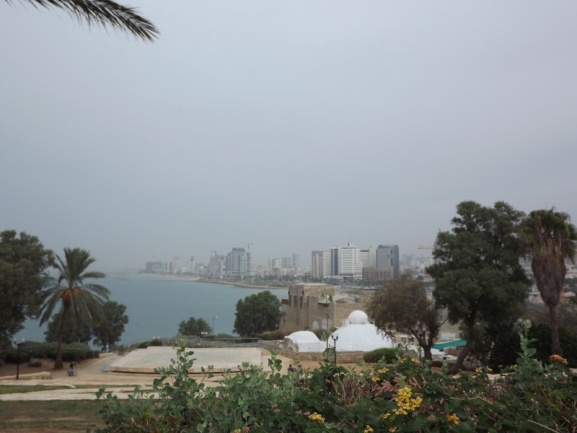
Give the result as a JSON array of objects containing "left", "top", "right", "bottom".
[{"left": 0, "top": 348, "right": 294, "bottom": 401}]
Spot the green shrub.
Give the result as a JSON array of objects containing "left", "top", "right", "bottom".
[
  {"left": 259, "top": 330, "right": 286, "bottom": 340},
  {"left": 96, "top": 328, "right": 577, "bottom": 433},
  {"left": 3, "top": 348, "right": 32, "bottom": 364},
  {"left": 363, "top": 347, "right": 403, "bottom": 363}
]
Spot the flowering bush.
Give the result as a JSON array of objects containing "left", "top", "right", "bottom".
[{"left": 96, "top": 334, "right": 577, "bottom": 433}]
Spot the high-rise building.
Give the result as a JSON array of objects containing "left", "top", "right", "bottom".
[
  {"left": 360, "top": 246, "right": 376, "bottom": 268},
  {"left": 376, "top": 245, "right": 400, "bottom": 279},
  {"left": 311, "top": 251, "right": 324, "bottom": 279},
  {"left": 281, "top": 256, "right": 292, "bottom": 269},
  {"left": 311, "top": 250, "right": 332, "bottom": 280},
  {"left": 225, "top": 247, "right": 251, "bottom": 278},
  {"left": 269, "top": 257, "right": 280, "bottom": 270},
  {"left": 330, "top": 243, "right": 363, "bottom": 279},
  {"left": 292, "top": 253, "right": 300, "bottom": 269},
  {"left": 207, "top": 252, "right": 225, "bottom": 278}
]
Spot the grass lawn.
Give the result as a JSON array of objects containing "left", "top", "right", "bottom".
[
  {"left": 0, "top": 385, "right": 70, "bottom": 395},
  {"left": 0, "top": 400, "right": 106, "bottom": 432}
]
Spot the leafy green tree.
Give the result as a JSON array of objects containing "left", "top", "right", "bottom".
[
  {"left": 0, "top": 230, "right": 53, "bottom": 349},
  {"left": 93, "top": 301, "right": 129, "bottom": 351},
  {"left": 521, "top": 208, "right": 577, "bottom": 356},
  {"left": 233, "top": 291, "right": 282, "bottom": 337},
  {"left": 44, "top": 310, "right": 93, "bottom": 344},
  {"left": 367, "top": 275, "right": 445, "bottom": 360},
  {"left": 427, "top": 201, "right": 530, "bottom": 373},
  {"left": 178, "top": 317, "right": 211, "bottom": 336},
  {"left": 6, "top": 0, "right": 158, "bottom": 41},
  {"left": 39, "top": 248, "right": 110, "bottom": 369}
]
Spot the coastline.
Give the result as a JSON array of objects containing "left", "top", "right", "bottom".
[
  {"left": 134, "top": 273, "right": 289, "bottom": 290},
  {"left": 198, "top": 278, "right": 288, "bottom": 290}
]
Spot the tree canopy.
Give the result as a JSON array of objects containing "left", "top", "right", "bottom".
[
  {"left": 44, "top": 310, "right": 93, "bottom": 344},
  {"left": 92, "top": 301, "right": 129, "bottom": 350},
  {"left": 0, "top": 230, "right": 53, "bottom": 349},
  {"left": 521, "top": 208, "right": 577, "bottom": 355},
  {"left": 367, "top": 275, "right": 445, "bottom": 360},
  {"left": 427, "top": 201, "right": 530, "bottom": 373},
  {"left": 39, "top": 247, "right": 110, "bottom": 368},
  {"left": 7, "top": 0, "right": 158, "bottom": 41},
  {"left": 233, "top": 291, "right": 282, "bottom": 337},
  {"left": 178, "top": 317, "right": 211, "bottom": 336}
]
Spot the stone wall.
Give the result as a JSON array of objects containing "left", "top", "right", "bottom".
[{"left": 281, "top": 283, "right": 368, "bottom": 333}]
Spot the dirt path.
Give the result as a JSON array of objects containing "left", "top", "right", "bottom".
[{"left": 0, "top": 351, "right": 363, "bottom": 400}]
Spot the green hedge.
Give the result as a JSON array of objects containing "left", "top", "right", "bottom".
[
  {"left": 363, "top": 347, "right": 404, "bottom": 363},
  {"left": 1, "top": 342, "right": 97, "bottom": 363},
  {"left": 96, "top": 333, "right": 577, "bottom": 433}
]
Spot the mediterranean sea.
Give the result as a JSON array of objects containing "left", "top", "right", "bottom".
[{"left": 15, "top": 274, "right": 284, "bottom": 345}]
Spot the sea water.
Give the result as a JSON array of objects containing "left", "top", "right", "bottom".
[{"left": 15, "top": 274, "right": 284, "bottom": 345}]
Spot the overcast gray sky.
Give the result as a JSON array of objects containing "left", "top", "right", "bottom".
[{"left": 1, "top": 1, "right": 576, "bottom": 272}]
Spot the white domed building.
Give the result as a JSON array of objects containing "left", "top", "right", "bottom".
[
  {"left": 282, "top": 310, "right": 394, "bottom": 354},
  {"left": 327, "top": 310, "right": 394, "bottom": 352},
  {"left": 282, "top": 330, "right": 326, "bottom": 353}
]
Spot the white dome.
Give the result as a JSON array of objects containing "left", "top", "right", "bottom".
[
  {"left": 328, "top": 310, "right": 393, "bottom": 352},
  {"left": 287, "top": 330, "right": 320, "bottom": 343},
  {"left": 348, "top": 310, "right": 369, "bottom": 325},
  {"left": 284, "top": 330, "right": 325, "bottom": 353}
]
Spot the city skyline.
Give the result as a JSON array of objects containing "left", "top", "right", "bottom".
[
  {"left": 144, "top": 242, "right": 426, "bottom": 278},
  {"left": 2, "top": 2, "right": 576, "bottom": 273}
]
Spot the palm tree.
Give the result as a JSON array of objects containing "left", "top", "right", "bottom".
[
  {"left": 6, "top": 0, "right": 158, "bottom": 41},
  {"left": 39, "top": 248, "right": 110, "bottom": 369},
  {"left": 522, "top": 209, "right": 577, "bottom": 355}
]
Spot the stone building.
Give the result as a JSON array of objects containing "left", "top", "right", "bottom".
[{"left": 280, "top": 283, "right": 367, "bottom": 333}]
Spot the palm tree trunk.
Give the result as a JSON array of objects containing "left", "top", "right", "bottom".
[
  {"left": 549, "top": 304, "right": 562, "bottom": 355},
  {"left": 54, "top": 310, "right": 67, "bottom": 370}
]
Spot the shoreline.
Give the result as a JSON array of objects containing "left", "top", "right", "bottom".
[
  {"left": 133, "top": 273, "right": 289, "bottom": 290},
  {"left": 198, "top": 278, "right": 288, "bottom": 290}
]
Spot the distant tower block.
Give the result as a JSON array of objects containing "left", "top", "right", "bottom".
[{"left": 189, "top": 256, "right": 196, "bottom": 274}]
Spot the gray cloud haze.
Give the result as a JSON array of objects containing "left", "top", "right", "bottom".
[{"left": 1, "top": 1, "right": 576, "bottom": 271}]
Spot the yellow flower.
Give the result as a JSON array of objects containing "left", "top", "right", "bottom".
[
  {"left": 377, "top": 367, "right": 389, "bottom": 374},
  {"left": 389, "top": 427, "right": 398, "bottom": 433},
  {"left": 392, "top": 386, "right": 422, "bottom": 415},
  {"left": 308, "top": 412, "right": 325, "bottom": 423},
  {"left": 364, "top": 425, "right": 374, "bottom": 433},
  {"left": 446, "top": 413, "right": 460, "bottom": 425},
  {"left": 381, "top": 413, "right": 391, "bottom": 420},
  {"left": 233, "top": 430, "right": 241, "bottom": 433},
  {"left": 371, "top": 375, "right": 381, "bottom": 382}
]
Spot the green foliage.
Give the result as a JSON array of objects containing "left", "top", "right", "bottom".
[
  {"left": 1, "top": 341, "right": 96, "bottom": 363},
  {"left": 427, "top": 201, "right": 530, "bottom": 372},
  {"left": 44, "top": 311, "right": 93, "bottom": 344},
  {"left": 363, "top": 347, "right": 404, "bottom": 363},
  {"left": 178, "top": 316, "right": 211, "bottom": 336},
  {"left": 92, "top": 301, "right": 129, "bottom": 350},
  {"left": 39, "top": 247, "right": 110, "bottom": 368},
  {"left": 0, "top": 230, "right": 53, "bottom": 349},
  {"left": 528, "top": 323, "right": 577, "bottom": 367},
  {"left": 233, "top": 290, "right": 282, "bottom": 337},
  {"left": 259, "top": 329, "right": 286, "bottom": 340},
  {"left": 367, "top": 275, "right": 444, "bottom": 360},
  {"left": 521, "top": 208, "right": 577, "bottom": 355},
  {"left": 96, "top": 333, "right": 577, "bottom": 433},
  {"left": 7, "top": 0, "right": 158, "bottom": 42}
]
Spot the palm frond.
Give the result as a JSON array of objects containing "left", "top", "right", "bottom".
[{"left": 11, "top": 0, "right": 158, "bottom": 41}]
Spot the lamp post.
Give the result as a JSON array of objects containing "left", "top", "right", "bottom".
[
  {"left": 16, "top": 339, "right": 25, "bottom": 380},
  {"left": 212, "top": 316, "right": 218, "bottom": 335},
  {"left": 331, "top": 335, "right": 339, "bottom": 364}
]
